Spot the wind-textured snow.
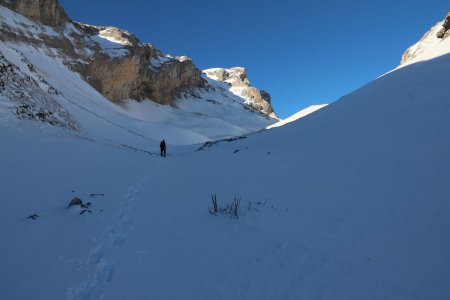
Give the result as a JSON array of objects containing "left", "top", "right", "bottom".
[{"left": 1, "top": 7, "right": 450, "bottom": 300}]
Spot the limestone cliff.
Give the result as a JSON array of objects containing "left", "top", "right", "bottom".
[
  {"left": 0, "top": 0, "right": 206, "bottom": 106},
  {"left": 0, "top": 0, "right": 68, "bottom": 27},
  {"left": 74, "top": 23, "right": 205, "bottom": 104}
]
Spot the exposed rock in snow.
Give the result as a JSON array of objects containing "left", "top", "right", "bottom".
[
  {"left": 436, "top": 12, "right": 450, "bottom": 39},
  {"left": 0, "top": 49, "right": 79, "bottom": 130}
]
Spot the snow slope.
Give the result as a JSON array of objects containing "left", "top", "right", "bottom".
[
  {"left": 1, "top": 11, "right": 450, "bottom": 300},
  {"left": 267, "top": 104, "right": 327, "bottom": 129}
]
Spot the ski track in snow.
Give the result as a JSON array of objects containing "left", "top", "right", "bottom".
[{"left": 66, "top": 170, "right": 155, "bottom": 300}]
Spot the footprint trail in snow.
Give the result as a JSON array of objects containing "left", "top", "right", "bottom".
[{"left": 66, "top": 172, "right": 153, "bottom": 300}]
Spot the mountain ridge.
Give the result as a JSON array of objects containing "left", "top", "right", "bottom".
[
  {"left": 0, "top": 0, "right": 276, "bottom": 117},
  {"left": 0, "top": 1, "right": 278, "bottom": 146}
]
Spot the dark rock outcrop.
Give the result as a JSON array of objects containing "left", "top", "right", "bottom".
[{"left": 436, "top": 12, "right": 450, "bottom": 39}]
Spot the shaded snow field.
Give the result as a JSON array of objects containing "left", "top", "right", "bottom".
[{"left": 2, "top": 47, "right": 450, "bottom": 299}]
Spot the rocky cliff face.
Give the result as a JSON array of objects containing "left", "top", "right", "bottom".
[
  {"left": 0, "top": 0, "right": 68, "bottom": 27},
  {"left": 73, "top": 23, "right": 205, "bottom": 104},
  {"left": 0, "top": 0, "right": 276, "bottom": 117},
  {"left": 65, "top": 26, "right": 200, "bottom": 103},
  {"left": 0, "top": 0, "right": 206, "bottom": 106},
  {"left": 401, "top": 13, "right": 450, "bottom": 65},
  {"left": 203, "top": 67, "right": 276, "bottom": 117}
]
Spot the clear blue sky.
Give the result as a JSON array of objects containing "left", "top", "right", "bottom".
[{"left": 60, "top": 0, "right": 448, "bottom": 118}]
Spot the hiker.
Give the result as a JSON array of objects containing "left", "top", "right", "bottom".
[{"left": 160, "top": 139, "right": 166, "bottom": 157}]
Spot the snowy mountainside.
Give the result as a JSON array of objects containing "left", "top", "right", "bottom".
[{"left": 0, "top": 4, "right": 276, "bottom": 147}]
